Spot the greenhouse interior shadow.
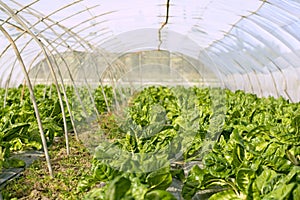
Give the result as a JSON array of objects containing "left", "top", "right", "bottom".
[{"left": 1, "top": 0, "right": 300, "bottom": 199}]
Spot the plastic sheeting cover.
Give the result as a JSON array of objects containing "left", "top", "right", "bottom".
[{"left": 0, "top": 0, "right": 300, "bottom": 100}]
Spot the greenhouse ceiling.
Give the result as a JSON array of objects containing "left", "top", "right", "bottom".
[{"left": 0, "top": 0, "right": 300, "bottom": 101}]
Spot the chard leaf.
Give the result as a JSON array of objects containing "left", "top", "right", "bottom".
[
  {"left": 262, "top": 183, "right": 295, "bottom": 200},
  {"left": 182, "top": 165, "right": 204, "bottom": 200},
  {"left": 26, "top": 140, "right": 42, "bottom": 150},
  {"left": 208, "top": 189, "right": 240, "bottom": 200},
  {"left": 107, "top": 176, "right": 131, "bottom": 200},
  {"left": 293, "top": 185, "right": 300, "bottom": 200},
  {"left": 204, "top": 152, "right": 233, "bottom": 178},
  {"left": 130, "top": 177, "right": 148, "bottom": 199},
  {"left": 145, "top": 190, "right": 177, "bottom": 200},
  {"left": 280, "top": 166, "right": 300, "bottom": 184},
  {"left": 261, "top": 174, "right": 284, "bottom": 195},
  {"left": 262, "top": 142, "right": 291, "bottom": 172},
  {"left": 236, "top": 168, "right": 255, "bottom": 193},
  {"left": 255, "top": 167, "right": 278, "bottom": 195},
  {"left": 291, "top": 115, "right": 300, "bottom": 135},
  {"left": 77, "top": 175, "right": 98, "bottom": 192},
  {"left": 93, "top": 162, "right": 119, "bottom": 182},
  {"left": 2, "top": 123, "right": 30, "bottom": 141},
  {"left": 146, "top": 167, "right": 172, "bottom": 190},
  {"left": 182, "top": 165, "right": 216, "bottom": 199},
  {"left": 83, "top": 187, "right": 106, "bottom": 200},
  {"left": 171, "top": 168, "right": 185, "bottom": 182}
]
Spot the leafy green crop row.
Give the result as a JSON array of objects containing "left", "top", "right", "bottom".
[
  {"left": 78, "top": 86, "right": 300, "bottom": 199},
  {"left": 1, "top": 84, "right": 300, "bottom": 199},
  {"left": 0, "top": 84, "right": 112, "bottom": 171},
  {"left": 183, "top": 91, "right": 300, "bottom": 199}
]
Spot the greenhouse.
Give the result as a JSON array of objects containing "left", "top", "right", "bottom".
[{"left": 0, "top": 0, "right": 300, "bottom": 199}]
